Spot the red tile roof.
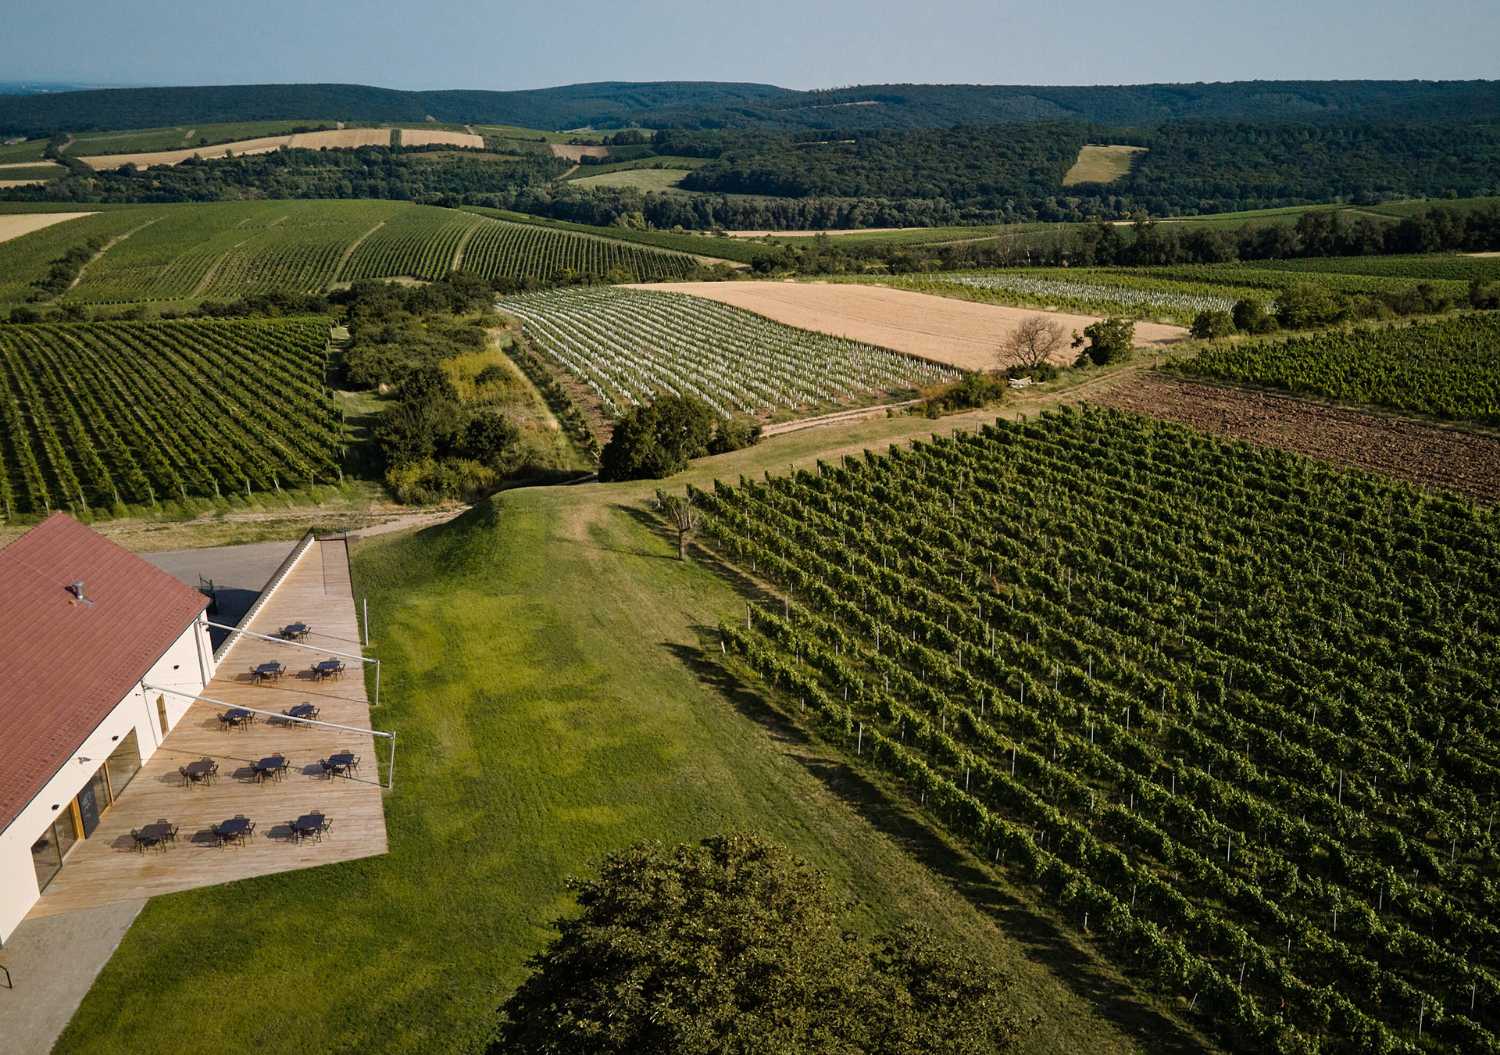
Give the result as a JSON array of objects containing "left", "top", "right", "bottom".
[{"left": 0, "top": 514, "right": 208, "bottom": 837}]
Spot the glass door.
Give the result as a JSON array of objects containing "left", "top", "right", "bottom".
[
  {"left": 105, "top": 730, "right": 142, "bottom": 800},
  {"left": 31, "top": 815, "right": 78, "bottom": 892},
  {"left": 75, "top": 766, "right": 111, "bottom": 837}
]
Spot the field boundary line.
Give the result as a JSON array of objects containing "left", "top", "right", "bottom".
[
  {"left": 450, "top": 219, "right": 483, "bottom": 273},
  {"left": 334, "top": 220, "right": 386, "bottom": 281},
  {"left": 66, "top": 215, "right": 162, "bottom": 293}
]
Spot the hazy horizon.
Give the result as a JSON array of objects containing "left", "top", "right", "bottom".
[{"left": 3, "top": 0, "right": 1497, "bottom": 93}]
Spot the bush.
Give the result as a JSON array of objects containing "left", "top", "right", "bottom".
[
  {"left": 1231, "top": 299, "right": 1277, "bottom": 334},
  {"left": 460, "top": 408, "right": 521, "bottom": 467},
  {"left": 1274, "top": 283, "right": 1341, "bottom": 330},
  {"left": 1469, "top": 279, "right": 1500, "bottom": 310},
  {"left": 1190, "top": 309, "right": 1236, "bottom": 339},
  {"left": 1072, "top": 318, "right": 1135, "bottom": 366},
  {"left": 600, "top": 396, "right": 754, "bottom": 481},
  {"left": 926, "top": 372, "right": 1007, "bottom": 414},
  {"left": 384, "top": 458, "right": 497, "bottom": 503}
]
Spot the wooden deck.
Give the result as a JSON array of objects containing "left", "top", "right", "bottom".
[{"left": 28, "top": 539, "right": 388, "bottom": 919}]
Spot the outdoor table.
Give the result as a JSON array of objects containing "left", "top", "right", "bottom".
[
  {"left": 184, "top": 759, "right": 215, "bottom": 782},
  {"left": 253, "top": 755, "right": 284, "bottom": 782},
  {"left": 327, "top": 752, "right": 356, "bottom": 774},
  {"left": 287, "top": 703, "right": 316, "bottom": 720},
  {"left": 140, "top": 822, "right": 173, "bottom": 845},
  {"left": 224, "top": 707, "right": 253, "bottom": 727},
  {"left": 314, "top": 659, "right": 344, "bottom": 679},
  {"left": 216, "top": 817, "right": 252, "bottom": 845},
  {"left": 291, "top": 814, "right": 325, "bottom": 841},
  {"left": 254, "top": 662, "right": 284, "bottom": 680},
  {"left": 282, "top": 623, "right": 310, "bottom": 640}
]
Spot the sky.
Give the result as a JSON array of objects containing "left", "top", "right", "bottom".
[{"left": 3, "top": 0, "right": 1497, "bottom": 91}]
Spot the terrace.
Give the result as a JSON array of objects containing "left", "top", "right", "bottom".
[{"left": 27, "top": 538, "right": 388, "bottom": 919}]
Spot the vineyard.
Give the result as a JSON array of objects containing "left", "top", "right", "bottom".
[
  {"left": 0, "top": 201, "right": 700, "bottom": 306},
  {"left": 0, "top": 318, "right": 341, "bottom": 517},
  {"left": 692, "top": 407, "right": 1500, "bottom": 1053},
  {"left": 891, "top": 262, "right": 1484, "bottom": 325},
  {"left": 500, "top": 287, "right": 957, "bottom": 419},
  {"left": 1169, "top": 313, "right": 1500, "bottom": 426}
]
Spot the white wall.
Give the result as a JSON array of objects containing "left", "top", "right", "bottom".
[{"left": 0, "top": 613, "right": 211, "bottom": 944}]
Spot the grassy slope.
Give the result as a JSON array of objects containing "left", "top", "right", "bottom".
[
  {"left": 567, "top": 167, "right": 695, "bottom": 193},
  {"left": 1061, "top": 144, "right": 1147, "bottom": 187},
  {"left": 55, "top": 374, "right": 1242, "bottom": 1054},
  {"left": 458, "top": 205, "right": 765, "bottom": 264},
  {"left": 53, "top": 476, "right": 1162, "bottom": 1055}
]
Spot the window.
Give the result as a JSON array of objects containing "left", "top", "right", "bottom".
[
  {"left": 105, "top": 729, "right": 142, "bottom": 800},
  {"left": 31, "top": 816, "right": 76, "bottom": 892}
]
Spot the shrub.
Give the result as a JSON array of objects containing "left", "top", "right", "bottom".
[
  {"left": 927, "top": 372, "right": 1007, "bottom": 414},
  {"left": 1190, "top": 309, "right": 1236, "bottom": 339},
  {"left": 1072, "top": 318, "right": 1135, "bottom": 366},
  {"left": 1274, "top": 283, "right": 1341, "bottom": 330},
  {"left": 1232, "top": 299, "right": 1277, "bottom": 334},
  {"left": 460, "top": 408, "right": 521, "bottom": 467}
]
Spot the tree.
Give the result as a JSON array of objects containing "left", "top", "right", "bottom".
[
  {"left": 1190, "top": 310, "right": 1236, "bottom": 340},
  {"left": 659, "top": 490, "right": 696, "bottom": 560},
  {"left": 1071, "top": 318, "right": 1135, "bottom": 367},
  {"left": 493, "top": 834, "right": 1029, "bottom": 1055},
  {"left": 598, "top": 395, "right": 719, "bottom": 482},
  {"left": 1002, "top": 315, "right": 1066, "bottom": 371},
  {"left": 460, "top": 408, "right": 521, "bottom": 467}
]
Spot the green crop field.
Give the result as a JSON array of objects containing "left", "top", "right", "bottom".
[
  {"left": 568, "top": 167, "right": 696, "bottom": 192},
  {"left": 1232, "top": 253, "right": 1500, "bottom": 283},
  {"left": 1061, "top": 144, "right": 1147, "bottom": 186},
  {"left": 501, "top": 286, "right": 956, "bottom": 419},
  {"left": 0, "top": 318, "right": 341, "bottom": 518},
  {"left": 1168, "top": 312, "right": 1500, "bottom": 425},
  {"left": 459, "top": 205, "right": 764, "bottom": 264},
  {"left": 700, "top": 406, "right": 1500, "bottom": 1054},
  {"left": 62, "top": 119, "right": 359, "bottom": 156},
  {"left": 0, "top": 200, "right": 703, "bottom": 306},
  {"left": 0, "top": 163, "right": 63, "bottom": 181}
]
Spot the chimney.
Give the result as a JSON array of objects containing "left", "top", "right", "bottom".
[{"left": 68, "top": 580, "right": 87, "bottom": 603}]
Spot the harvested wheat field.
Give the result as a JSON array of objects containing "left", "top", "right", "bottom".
[
  {"left": 628, "top": 281, "right": 1186, "bottom": 370},
  {"left": 549, "top": 143, "right": 610, "bottom": 161},
  {"left": 0, "top": 179, "right": 45, "bottom": 189},
  {"left": 400, "top": 128, "right": 485, "bottom": 148},
  {"left": 0, "top": 212, "right": 96, "bottom": 244},
  {"left": 1091, "top": 372, "right": 1500, "bottom": 502},
  {"left": 0, "top": 159, "right": 63, "bottom": 171},
  {"left": 78, "top": 128, "right": 482, "bottom": 170}
]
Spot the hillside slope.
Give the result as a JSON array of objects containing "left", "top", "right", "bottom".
[{"left": 2, "top": 79, "right": 1498, "bottom": 136}]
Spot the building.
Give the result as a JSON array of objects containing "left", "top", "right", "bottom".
[{"left": 0, "top": 514, "right": 216, "bottom": 943}]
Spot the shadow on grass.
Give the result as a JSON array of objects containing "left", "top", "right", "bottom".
[
  {"left": 615, "top": 504, "right": 784, "bottom": 605},
  {"left": 663, "top": 633, "right": 1210, "bottom": 1055}
]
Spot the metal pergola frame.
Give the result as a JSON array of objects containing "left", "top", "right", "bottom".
[
  {"left": 206, "top": 620, "right": 381, "bottom": 708},
  {"left": 143, "top": 684, "right": 397, "bottom": 790}
]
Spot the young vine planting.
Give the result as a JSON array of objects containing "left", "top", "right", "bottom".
[
  {"left": 693, "top": 407, "right": 1500, "bottom": 1054},
  {"left": 501, "top": 287, "right": 957, "bottom": 419},
  {"left": 0, "top": 318, "right": 341, "bottom": 517}
]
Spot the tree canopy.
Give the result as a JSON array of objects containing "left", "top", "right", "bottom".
[{"left": 493, "top": 833, "right": 1028, "bottom": 1055}]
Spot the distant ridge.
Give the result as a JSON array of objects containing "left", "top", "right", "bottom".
[{"left": 1, "top": 79, "right": 1497, "bottom": 136}]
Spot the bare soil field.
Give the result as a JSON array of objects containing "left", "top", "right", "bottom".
[
  {"left": 724, "top": 227, "right": 910, "bottom": 238},
  {"left": 1091, "top": 372, "right": 1500, "bottom": 502},
  {"left": 629, "top": 281, "right": 1186, "bottom": 370},
  {"left": 1062, "top": 144, "right": 1148, "bottom": 187},
  {"left": 548, "top": 144, "right": 611, "bottom": 162},
  {"left": 0, "top": 212, "right": 96, "bottom": 244},
  {"left": 78, "top": 128, "right": 481, "bottom": 170}
]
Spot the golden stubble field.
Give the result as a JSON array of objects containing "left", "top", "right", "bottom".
[
  {"left": 629, "top": 280, "right": 1187, "bottom": 370},
  {"left": 0, "top": 212, "right": 96, "bottom": 244},
  {"left": 79, "top": 128, "right": 485, "bottom": 170}
]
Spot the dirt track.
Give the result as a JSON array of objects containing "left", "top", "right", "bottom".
[
  {"left": 628, "top": 281, "right": 1186, "bottom": 370},
  {"left": 1091, "top": 372, "right": 1500, "bottom": 502},
  {"left": 0, "top": 212, "right": 96, "bottom": 244}
]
